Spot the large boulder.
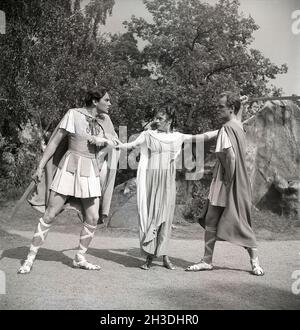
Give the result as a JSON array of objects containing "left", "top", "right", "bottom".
[
  {"left": 244, "top": 100, "right": 300, "bottom": 218},
  {"left": 106, "top": 178, "right": 138, "bottom": 228},
  {"left": 108, "top": 101, "right": 300, "bottom": 228}
]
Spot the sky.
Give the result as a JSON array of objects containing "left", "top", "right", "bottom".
[{"left": 87, "top": 0, "right": 300, "bottom": 95}]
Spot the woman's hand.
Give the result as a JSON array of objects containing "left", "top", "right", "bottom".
[
  {"left": 32, "top": 166, "right": 43, "bottom": 184},
  {"left": 88, "top": 135, "right": 122, "bottom": 148},
  {"left": 106, "top": 137, "right": 123, "bottom": 149},
  {"left": 114, "top": 141, "right": 125, "bottom": 150},
  {"left": 106, "top": 139, "right": 118, "bottom": 148},
  {"left": 111, "top": 137, "right": 121, "bottom": 146}
]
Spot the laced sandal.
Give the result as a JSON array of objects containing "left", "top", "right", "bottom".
[
  {"left": 18, "top": 259, "right": 34, "bottom": 274},
  {"left": 163, "top": 257, "right": 176, "bottom": 270},
  {"left": 185, "top": 259, "right": 213, "bottom": 272},
  {"left": 250, "top": 257, "right": 264, "bottom": 276},
  {"left": 140, "top": 263, "right": 151, "bottom": 270},
  {"left": 73, "top": 254, "right": 101, "bottom": 271},
  {"left": 140, "top": 256, "right": 153, "bottom": 270}
]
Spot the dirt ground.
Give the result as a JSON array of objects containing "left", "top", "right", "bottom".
[{"left": 0, "top": 201, "right": 300, "bottom": 310}]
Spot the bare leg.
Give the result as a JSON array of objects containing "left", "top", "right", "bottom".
[
  {"left": 73, "top": 197, "right": 101, "bottom": 270},
  {"left": 186, "top": 203, "right": 224, "bottom": 271},
  {"left": 18, "top": 191, "right": 67, "bottom": 274}
]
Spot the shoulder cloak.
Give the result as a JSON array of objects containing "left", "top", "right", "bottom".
[
  {"left": 27, "top": 109, "right": 119, "bottom": 222},
  {"left": 199, "top": 120, "right": 257, "bottom": 248}
]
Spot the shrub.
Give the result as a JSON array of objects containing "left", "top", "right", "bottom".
[{"left": 0, "top": 124, "right": 41, "bottom": 201}]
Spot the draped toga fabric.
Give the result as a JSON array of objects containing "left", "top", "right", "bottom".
[{"left": 199, "top": 120, "right": 257, "bottom": 248}]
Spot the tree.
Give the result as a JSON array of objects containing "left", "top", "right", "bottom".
[
  {"left": 0, "top": 0, "right": 118, "bottom": 132},
  {"left": 124, "top": 0, "right": 288, "bottom": 132},
  {"left": 0, "top": 0, "right": 117, "bottom": 197},
  {"left": 0, "top": 0, "right": 289, "bottom": 199}
]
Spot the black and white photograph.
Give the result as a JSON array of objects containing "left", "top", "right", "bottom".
[{"left": 0, "top": 0, "right": 299, "bottom": 313}]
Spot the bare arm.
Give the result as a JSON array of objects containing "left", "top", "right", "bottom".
[
  {"left": 183, "top": 129, "right": 219, "bottom": 143},
  {"left": 117, "top": 133, "right": 146, "bottom": 150},
  {"left": 32, "top": 128, "right": 67, "bottom": 183},
  {"left": 38, "top": 128, "right": 67, "bottom": 169},
  {"left": 237, "top": 95, "right": 249, "bottom": 121}
]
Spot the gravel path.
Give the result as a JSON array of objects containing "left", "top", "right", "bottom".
[{"left": 0, "top": 229, "right": 299, "bottom": 310}]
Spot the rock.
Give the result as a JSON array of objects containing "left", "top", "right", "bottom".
[
  {"left": 107, "top": 178, "right": 139, "bottom": 228},
  {"left": 244, "top": 100, "right": 300, "bottom": 218},
  {"left": 273, "top": 177, "right": 300, "bottom": 219}
]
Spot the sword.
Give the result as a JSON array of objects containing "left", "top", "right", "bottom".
[
  {"left": 9, "top": 180, "right": 36, "bottom": 221},
  {"left": 248, "top": 95, "right": 300, "bottom": 102}
]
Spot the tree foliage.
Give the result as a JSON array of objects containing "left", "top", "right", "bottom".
[
  {"left": 0, "top": 0, "right": 117, "bottom": 196},
  {"left": 124, "top": 0, "right": 287, "bottom": 132},
  {"left": 0, "top": 0, "right": 288, "bottom": 198}
]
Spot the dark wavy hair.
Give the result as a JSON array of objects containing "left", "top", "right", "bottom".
[
  {"left": 157, "top": 104, "right": 177, "bottom": 131},
  {"left": 219, "top": 91, "right": 241, "bottom": 115},
  {"left": 84, "top": 87, "right": 108, "bottom": 107}
]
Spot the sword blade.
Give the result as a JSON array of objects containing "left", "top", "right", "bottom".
[
  {"left": 249, "top": 96, "right": 300, "bottom": 102},
  {"left": 9, "top": 181, "right": 36, "bottom": 220}
]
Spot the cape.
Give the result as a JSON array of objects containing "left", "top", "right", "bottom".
[{"left": 27, "top": 108, "right": 119, "bottom": 222}]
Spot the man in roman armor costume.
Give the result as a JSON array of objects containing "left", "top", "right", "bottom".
[{"left": 18, "top": 88, "right": 119, "bottom": 274}]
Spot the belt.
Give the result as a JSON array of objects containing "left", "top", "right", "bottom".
[{"left": 67, "top": 149, "right": 96, "bottom": 159}]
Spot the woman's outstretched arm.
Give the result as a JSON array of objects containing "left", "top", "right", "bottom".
[
  {"left": 116, "top": 132, "right": 146, "bottom": 150},
  {"left": 183, "top": 129, "right": 219, "bottom": 143}
]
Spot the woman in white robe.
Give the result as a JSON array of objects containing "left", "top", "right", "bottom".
[{"left": 92, "top": 106, "right": 218, "bottom": 270}]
